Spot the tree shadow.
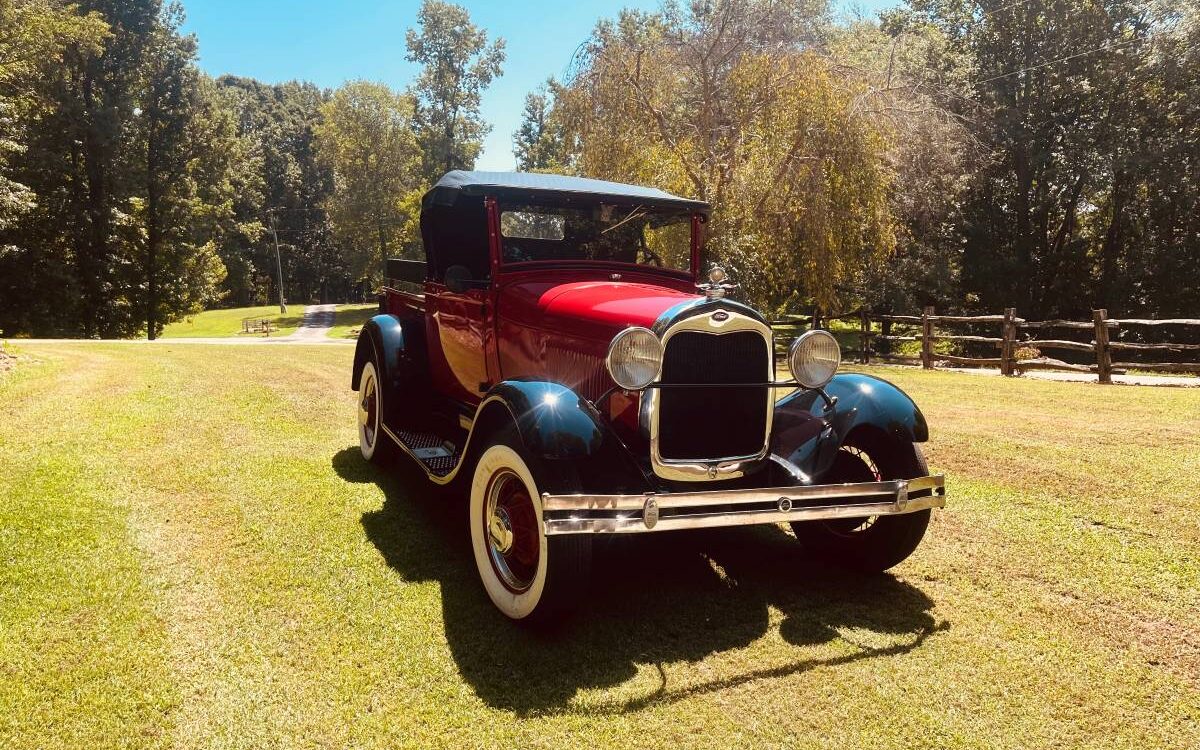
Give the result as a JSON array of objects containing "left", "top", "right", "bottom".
[{"left": 335, "top": 447, "right": 948, "bottom": 716}]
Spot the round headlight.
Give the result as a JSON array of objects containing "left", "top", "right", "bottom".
[
  {"left": 788, "top": 330, "right": 841, "bottom": 389},
  {"left": 606, "top": 327, "right": 663, "bottom": 391}
]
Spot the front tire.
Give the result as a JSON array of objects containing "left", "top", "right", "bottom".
[
  {"left": 469, "top": 429, "right": 591, "bottom": 622},
  {"left": 791, "top": 432, "right": 932, "bottom": 572}
]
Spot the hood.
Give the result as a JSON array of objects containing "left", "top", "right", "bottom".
[
  {"left": 542, "top": 281, "right": 698, "bottom": 330},
  {"left": 502, "top": 279, "right": 702, "bottom": 341}
]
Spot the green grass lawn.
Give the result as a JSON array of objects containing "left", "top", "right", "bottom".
[
  {"left": 159, "top": 304, "right": 307, "bottom": 338},
  {"left": 327, "top": 303, "right": 378, "bottom": 339},
  {"left": 1, "top": 346, "right": 1198, "bottom": 748}
]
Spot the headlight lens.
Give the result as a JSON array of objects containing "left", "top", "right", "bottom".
[
  {"left": 788, "top": 330, "right": 841, "bottom": 389},
  {"left": 606, "top": 327, "right": 663, "bottom": 390}
]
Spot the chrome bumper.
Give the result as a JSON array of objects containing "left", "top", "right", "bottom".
[{"left": 541, "top": 475, "right": 945, "bottom": 535}]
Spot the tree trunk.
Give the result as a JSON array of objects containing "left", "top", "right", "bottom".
[{"left": 80, "top": 66, "right": 110, "bottom": 338}]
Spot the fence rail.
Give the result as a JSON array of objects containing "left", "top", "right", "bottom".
[{"left": 770, "top": 307, "right": 1200, "bottom": 384}]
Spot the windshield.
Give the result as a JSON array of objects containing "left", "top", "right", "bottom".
[{"left": 498, "top": 202, "right": 694, "bottom": 274}]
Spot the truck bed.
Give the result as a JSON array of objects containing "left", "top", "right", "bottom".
[{"left": 382, "top": 285, "right": 425, "bottom": 315}]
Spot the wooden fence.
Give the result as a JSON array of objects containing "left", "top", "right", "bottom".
[{"left": 771, "top": 308, "right": 1200, "bottom": 384}]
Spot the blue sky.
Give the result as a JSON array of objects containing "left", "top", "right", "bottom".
[{"left": 180, "top": 1, "right": 897, "bottom": 171}]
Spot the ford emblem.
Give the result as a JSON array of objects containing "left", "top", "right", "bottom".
[
  {"left": 712, "top": 311, "right": 729, "bottom": 322},
  {"left": 643, "top": 497, "right": 660, "bottom": 529}
]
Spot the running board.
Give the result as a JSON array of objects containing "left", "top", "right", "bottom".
[{"left": 381, "top": 425, "right": 462, "bottom": 478}]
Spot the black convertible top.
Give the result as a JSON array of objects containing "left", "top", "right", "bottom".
[{"left": 422, "top": 170, "right": 709, "bottom": 212}]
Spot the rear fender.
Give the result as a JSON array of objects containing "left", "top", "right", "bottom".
[{"left": 351, "top": 314, "right": 409, "bottom": 391}]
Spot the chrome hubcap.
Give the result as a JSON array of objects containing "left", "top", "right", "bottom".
[
  {"left": 359, "top": 374, "right": 377, "bottom": 447},
  {"left": 484, "top": 469, "right": 539, "bottom": 593},
  {"left": 489, "top": 507, "right": 514, "bottom": 554}
]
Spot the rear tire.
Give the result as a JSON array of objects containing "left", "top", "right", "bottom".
[
  {"left": 469, "top": 427, "right": 591, "bottom": 623},
  {"left": 791, "top": 433, "right": 932, "bottom": 572},
  {"left": 357, "top": 360, "right": 395, "bottom": 464}
]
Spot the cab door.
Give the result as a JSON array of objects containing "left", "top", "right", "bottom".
[
  {"left": 422, "top": 195, "right": 500, "bottom": 405},
  {"left": 426, "top": 281, "right": 493, "bottom": 403}
]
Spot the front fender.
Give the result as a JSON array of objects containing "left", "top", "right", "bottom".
[
  {"left": 770, "top": 373, "right": 928, "bottom": 483},
  {"left": 482, "top": 380, "right": 605, "bottom": 460}
]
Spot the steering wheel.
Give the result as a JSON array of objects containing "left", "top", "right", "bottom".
[{"left": 638, "top": 236, "right": 664, "bottom": 267}]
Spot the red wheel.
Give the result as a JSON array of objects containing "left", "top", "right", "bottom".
[
  {"left": 357, "top": 360, "right": 388, "bottom": 462},
  {"left": 483, "top": 468, "right": 541, "bottom": 592},
  {"left": 469, "top": 428, "right": 591, "bottom": 622}
]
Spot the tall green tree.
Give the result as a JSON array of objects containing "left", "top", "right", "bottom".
[
  {"left": 0, "top": 0, "right": 107, "bottom": 231},
  {"left": 0, "top": 0, "right": 157, "bottom": 337},
  {"left": 405, "top": 0, "right": 504, "bottom": 179},
  {"left": 315, "top": 80, "right": 423, "bottom": 282},
  {"left": 132, "top": 3, "right": 230, "bottom": 338},
  {"left": 897, "top": 0, "right": 1159, "bottom": 317},
  {"left": 513, "top": 78, "right": 570, "bottom": 172},
  {"left": 216, "top": 76, "right": 348, "bottom": 307},
  {"left": 68, "top": 0, "right": 160, "bottom": 337},
  {"left": 829, "top": 18, "right": 976, "bottom": 314}
]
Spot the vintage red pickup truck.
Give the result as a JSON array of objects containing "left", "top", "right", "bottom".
[{"left": 353, "top": 171, "right": 946, "bottom": 622}]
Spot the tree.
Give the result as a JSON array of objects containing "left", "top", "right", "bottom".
[
  {"left": 897, "top": 0, "right": 1160, "bottom": 317},
  {"left": 0, "top": 0, "right": 157, "bottom": 337},
  {"left": 828, "top": 18, "right": 976, "bottom": 313},
  {"left": 0, "top": 0, "right": 107, "bottom": 232},
  {"left": 513, "top": 78, "right": 570, "bottom": 171},
  {"left": 405, "top": 0, "right": 504, "bottom": 180},
  {"left": 547, "top": 0, "right": 896, "bottom": 313},
  {"left": 315, "top": 80, "right": 423, "bottom": 283},
  {"left": 216, "top": 76, "right": 351, "bottom": 307},
  {"left": 132, "top": 3, "right": 231, "bottom": 339}
]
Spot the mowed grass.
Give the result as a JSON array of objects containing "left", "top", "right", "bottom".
[
  {"left": 1, "top": 345, "right": 1198, "bottom": 749},
  {"left": 327, "top": 303, "right": 378, "bottom": 339},
  {"left": 159, "top": 305, "right": 306, "bottom": 338}
]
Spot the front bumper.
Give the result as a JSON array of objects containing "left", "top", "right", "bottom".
[{"left": 542, "top": 475, "right": 946, "bottom": 535}]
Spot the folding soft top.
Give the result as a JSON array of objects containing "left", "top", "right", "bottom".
[{"left": 421, "top": 170, "right": 710, "bottom": 213}]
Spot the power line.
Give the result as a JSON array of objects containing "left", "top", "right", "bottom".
[{"left": 972, "top": 36, "right": 1142, "bottom": 86}]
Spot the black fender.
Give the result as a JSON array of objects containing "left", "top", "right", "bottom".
[
  {"left": 476, "top": 380, "right": 605, "bottom": 459},
  {"left": 352, "top": 314, "right": 429, "bottom": 429},
  {"left": 770, "top": 373, "right": 929, "bottom": 484},
  {"left": 471, "top": 380, "right": 652, "bottom": 495},
  {"left": 351, "top": 314, "right": 414, "bottom": 391}
]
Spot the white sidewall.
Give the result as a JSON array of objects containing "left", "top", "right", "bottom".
[
  {"left": 358, "top": 361, "right": 379, "bottom": 461},
  {"left": 469, "top": 443, "right": 548, "bottom": 620}
]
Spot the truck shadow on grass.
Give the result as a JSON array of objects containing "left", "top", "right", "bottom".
[{"left": 336, "top": 448, "right": 948, "bottom": 716}]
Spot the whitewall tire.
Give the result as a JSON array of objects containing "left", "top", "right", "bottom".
[
  {"left": 469, "top": 433, "right": 591, "bottom": 622},
  {"left": 357, "top": 360, "right": 389, "bottom": 463},
  {"left": 470, "top": 443, "right": 549, "bottom": 619}
]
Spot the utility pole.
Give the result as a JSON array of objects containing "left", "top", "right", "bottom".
[{"left": 268, "top": 211, "right": 287, "bottom": 314}]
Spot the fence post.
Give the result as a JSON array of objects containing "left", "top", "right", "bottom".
[
  {"left": 860, "top": 309, "right": 871, "bottom": 365},
  {"left": 1000, "top": 307, "right": 1017, "bottom": 376},
  {"left": 921, "top": 306, "right": 934, "bottom": 369},
  {"left": 1093, "top": 309, "right": 1112, "bottom": 384}
]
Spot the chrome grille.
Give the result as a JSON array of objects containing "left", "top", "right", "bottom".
[{"left": 658, "top": 329, "right": 771, "bottom": 461}]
